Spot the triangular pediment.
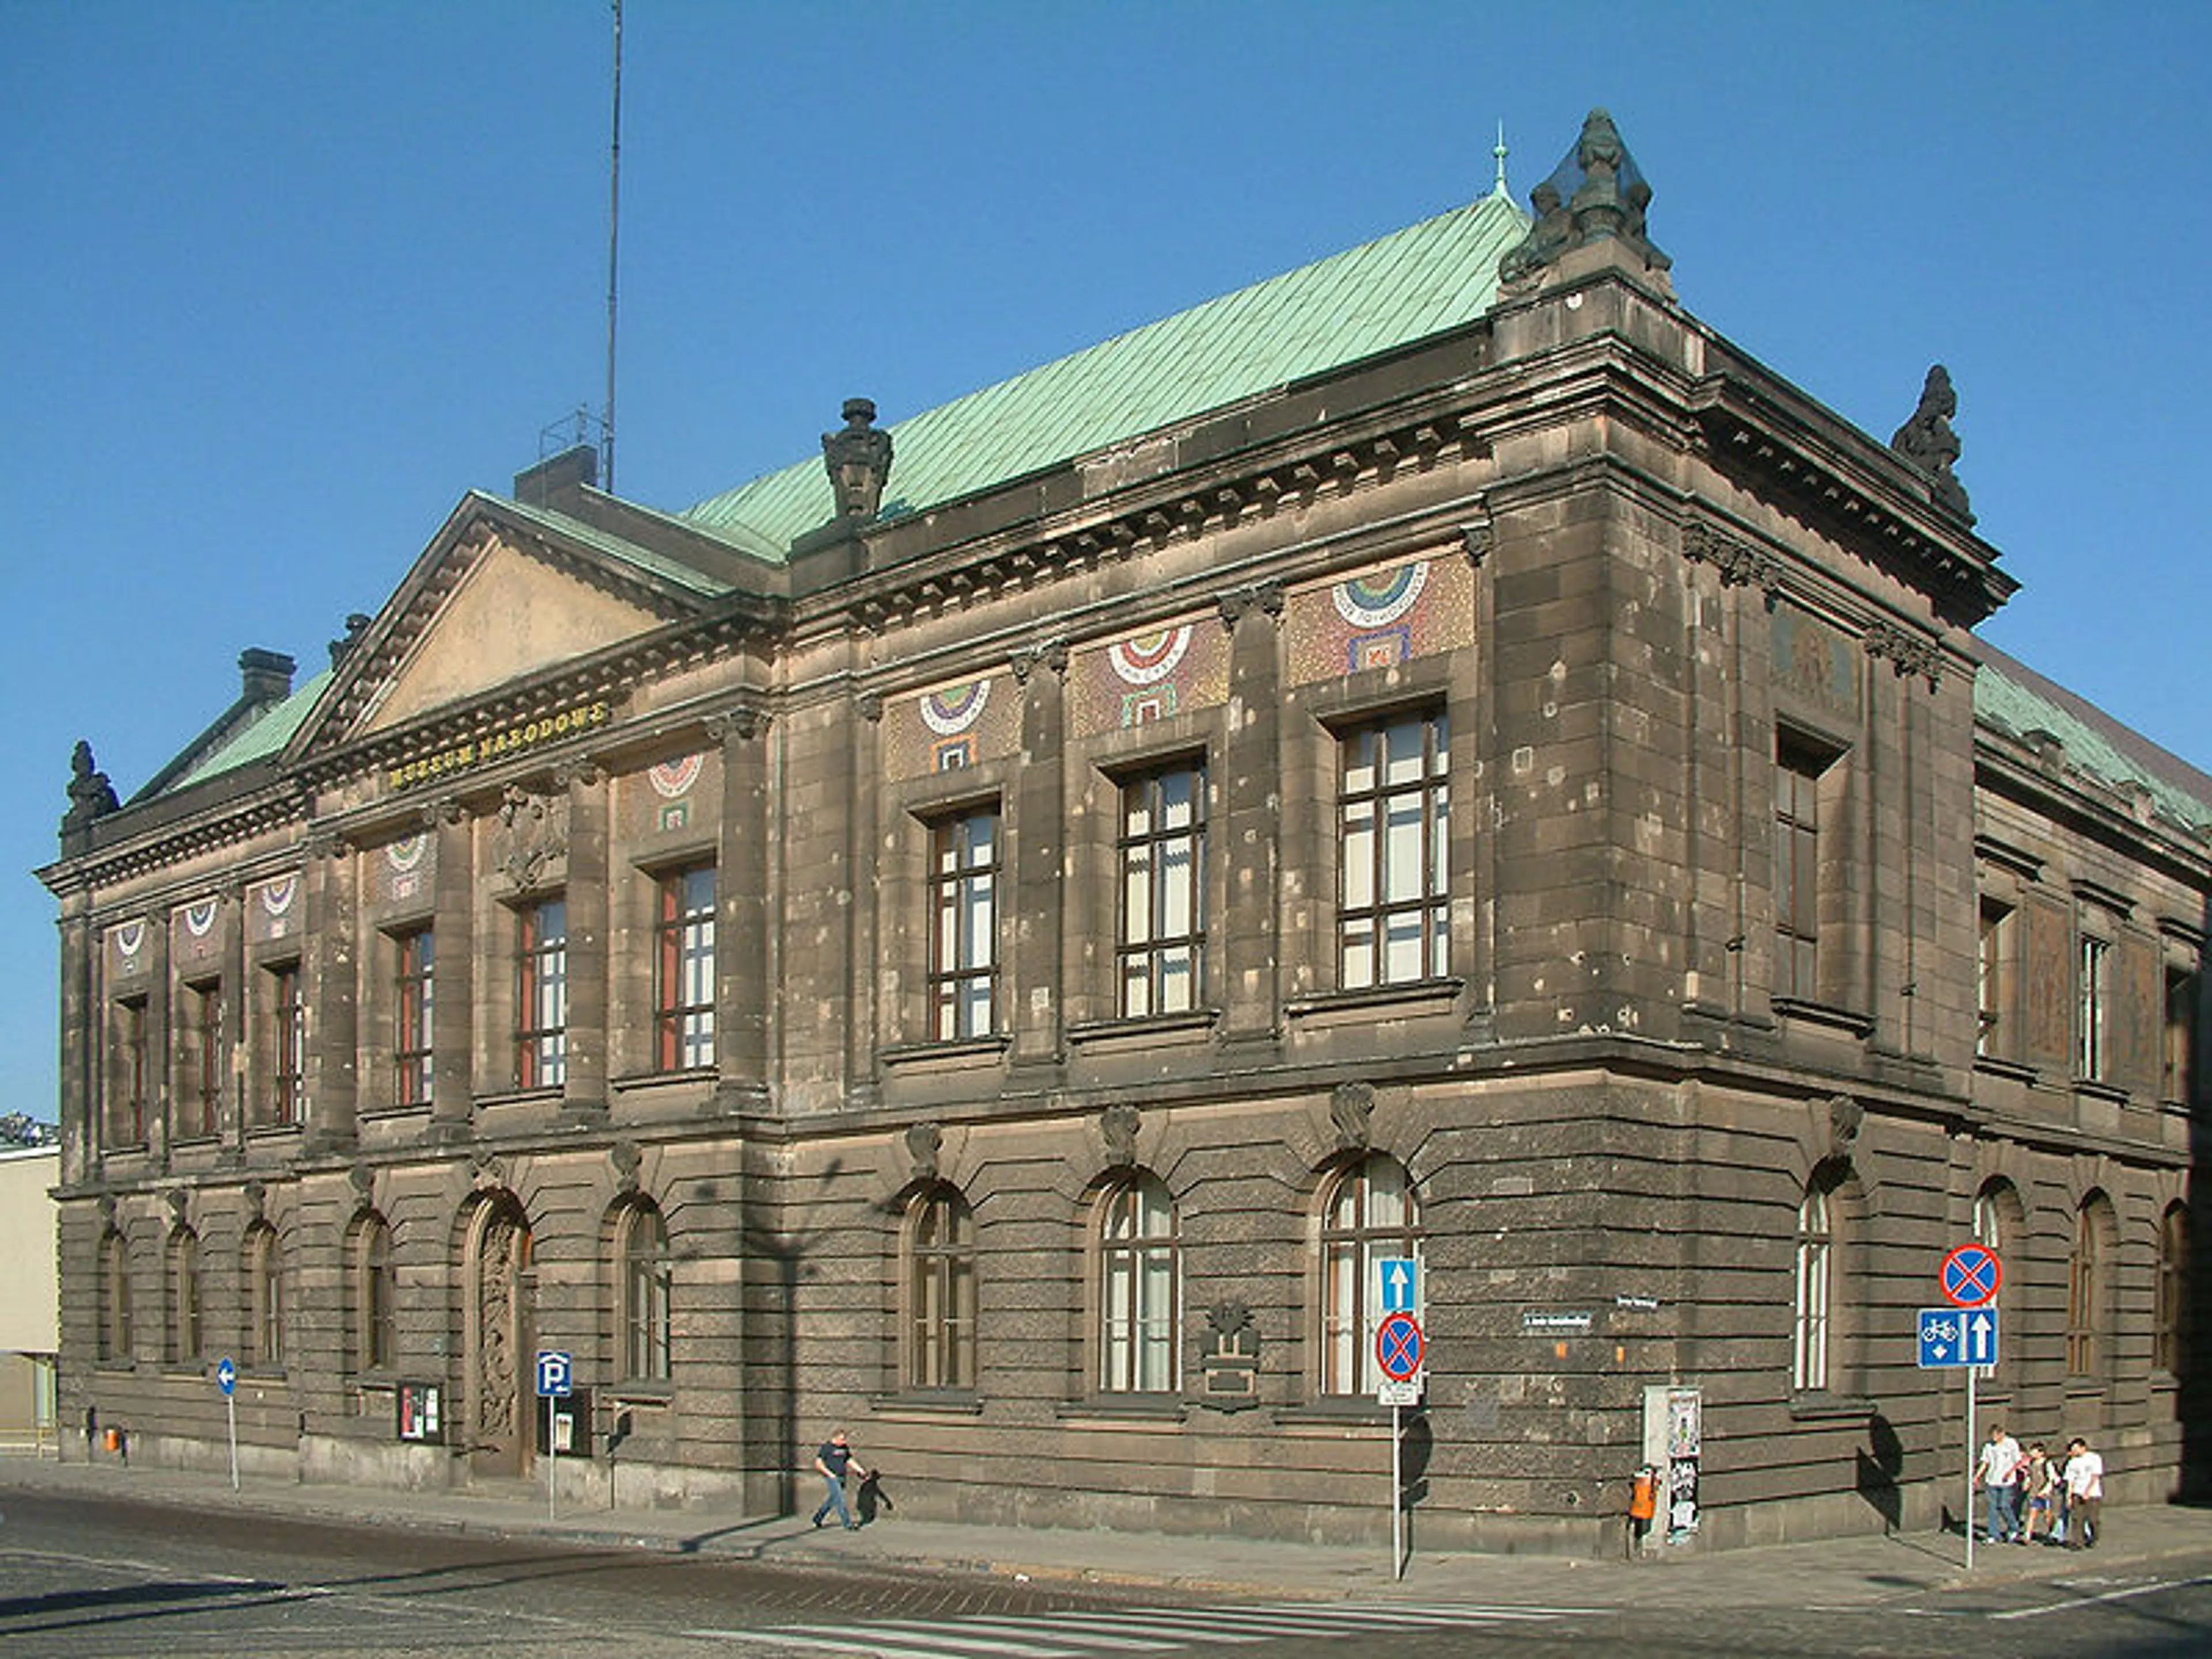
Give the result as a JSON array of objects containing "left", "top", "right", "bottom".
[
  {"left": 297, "top": 494, "right": 718, "bottom": 760},
  {"left": 362, "top": 535, "right": 666, "bottom": 733}
]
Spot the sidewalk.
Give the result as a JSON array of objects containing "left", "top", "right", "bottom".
[{"left": 4, "top": 1452, "right": 2209, "bottom": 1612}]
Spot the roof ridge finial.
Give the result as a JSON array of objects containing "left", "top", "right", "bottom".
[{"left": 1492, "top": 121, "right": 1510, "bottom": 199}]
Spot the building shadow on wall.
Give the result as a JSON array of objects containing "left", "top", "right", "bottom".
[
  {"left": 2182, "top": 891, "right": 2212, "bottom": 1506},
  {"left": 1855, "top": 1411, "right": 1904, "bottom": 1533}
]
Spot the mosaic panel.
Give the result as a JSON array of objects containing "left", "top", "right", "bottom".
[
  {"left": 885, "top": 674, "right": 1020, "bottom": 780},
  {"left": 248, "top": 874, "right": 301, "bottom": 945},
  {"left": 378, "top": 831, "right": 434, "bottom": 907},
  {"left": 1286, "top": 553, "right": 1474, "bottom": 687},
  {"left": 171, "top": 894, "right": 225, "bottom": 970},
  {"left": 105, "top": 918, "right": 150, "bottom": 984},
  {"left": 1070, "top": 616, "right": 1229, "bottom": 738},
  {"left": 622, "top": 748, "right": 722, "bottom": 840}
]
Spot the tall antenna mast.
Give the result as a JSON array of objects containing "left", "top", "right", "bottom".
[{"left": 602, "top": 0, "right": 624, "bottom": 490}]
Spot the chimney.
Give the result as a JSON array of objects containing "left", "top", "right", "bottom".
[
  {"left": 239, "top": 648, "right": 296, "bottom": 706},
  {"left": 515, "top": 444, "right": 600, "bottom": 509}
]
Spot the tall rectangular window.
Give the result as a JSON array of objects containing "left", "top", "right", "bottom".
[
  {"left": 655, "top": 865, "right": 717, "bottom": 1071},
  {"left": 266, "top": 961, "right": 304, "bottom": 1127},
  {"left": 517, "top": 898, "right": 569, "bottom": 1088},
  {"left": 1338, "top": 710, "right": 1450, "bottom": 990},
  {"left": 180, "top": 980, "right": 222, "bottom": 1141},
  {"left": 1118, "top": 762, "right": 1206, "bottom": 1018},
  {"left": 2165, "top": 963, "right": 2196, "bottom": 1103},
  {"left": 929, "top": 809, "right": 999, "bottom": 1040},
  {"left": 2077, "top": 934, "right": 2110, "bottom": 1082},
  {"left": 112, "top": 997, "right": 149, "bottom": 1147},
  {"left": 1978, "top": 900, "right": 2013, "bottom": 1058},
  {"left": 1775, "top": 738, "right": 1826, "bottom": 1001},
  {"left": 393, "top": 928, "right": 434, "bottom": 1109}
]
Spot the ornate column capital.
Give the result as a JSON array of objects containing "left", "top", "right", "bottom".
[{"left": 1215, "top": 578, "right": 1286, "bottom": 631}]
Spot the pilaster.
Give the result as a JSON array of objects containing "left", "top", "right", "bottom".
[
  {"left": 1010, "top": 641, "right": 1069, "bottom": 1069},
  {"left": 303, "top": 836, "right": 359, "bottom": 1152},
  {"left": 561, "top": 765, "right": 610, "bottom": 1118},
  {"left": 431, "top": 803, "right": 476, "bottom": 1134},
  {"left": 1218, "top": 582, "right": 1285, "bottom": 1051}
]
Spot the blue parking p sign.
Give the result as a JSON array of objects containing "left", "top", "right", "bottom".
[{"left": 535, "top": 1350, "right": 573, "bottom": 1397}]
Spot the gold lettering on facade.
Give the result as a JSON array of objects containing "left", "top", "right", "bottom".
[{"left": 386, "top": 700, "right": 611, "bottom": 792}]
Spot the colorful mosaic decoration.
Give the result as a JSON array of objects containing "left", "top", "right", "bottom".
[
  {"left": 105, "top": 918, "right": 149, "bottom": 982},
  {"left": 252, "top": 875, "right": 298, "bottom": 943},
  {"left": 384, "top": 832, "right": 429, "bottom": 903},
  {"left": 648, "top": 751, "right": 703, "bottom": 832},
  {"left": 1071, "top": 618, "right": 1229, "bottom": 737},
  {"left": 1286, "top": 552, "right": 1474, "bottom": 685},
  {"left": 887, "top": 676, "right": 1018, "bottom": 779},
  {"left": 184, "top": 897, "right": 219, "bottom": 937}
]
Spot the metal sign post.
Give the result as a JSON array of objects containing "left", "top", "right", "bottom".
[
  {"left": 216, "top": 1357, "right": 238, "bottom": 1491},
  {"left": 535, "top": 1350, "right": 573, "bottom": 1521},
  {"left": 1923, "top": 1243, "right": 2002, "bottom": 1571},
  {"left": 1376, "top": 1309, "right": 1425, "bottom": 1580}
]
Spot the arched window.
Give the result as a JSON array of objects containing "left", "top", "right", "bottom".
[
  {"left": 1320, "top": 1154, "right": 1422, "bottom": 1394},
  {"left": 2157, "top": 1201, "right": 2191, "bottom": 1377},
  {"left": 99, "top": 1230, "right": 132, "bottom": 1362},
  {"left": 1099, "top": 1173, "right": 1179, "bottom": 1393},
  {"left": 166, "top": 1227, "right": 202, "bottom": 1365},
  {"left": 1793, "top": 1180, "right": 1835, "bottom": 1392},
  {"left": 2067, "top": 1194, "right": 2112, "bottom": 1379},
  {"left": 1972, "top": 1180, "right": 2024, "bottom": 1387},
  {"left": 619, "top": 1200, "right": 672, "bottom": 1382},
  {"left": 905, "top": 1184, "right": 976, "bottom": 1391},
  {"left": 244, "top": 1224, "right": 285, "bottom": 1369},
  {"left": 351, "top": 1212, "right": 395, "bottom": 1374}
]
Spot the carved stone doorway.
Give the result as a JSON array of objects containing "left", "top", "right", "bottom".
[{"left": 465, "top": 1192, "right": 535, "bottom": 1480}]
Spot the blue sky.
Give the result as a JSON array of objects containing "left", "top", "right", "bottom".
[{"left": 5, "top": 2, "right": 2208, "bottom": 1124}]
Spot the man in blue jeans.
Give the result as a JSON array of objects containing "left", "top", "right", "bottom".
[{"left": 810, "top": 1429, "right": 869, "bottom": 1530}]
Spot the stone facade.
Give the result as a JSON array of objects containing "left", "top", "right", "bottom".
[{"left": 39, "top": 114, "right": 2209, "bottom": 1552}]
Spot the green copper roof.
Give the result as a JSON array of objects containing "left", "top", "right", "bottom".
[
  {"left": 166, "top": 669, "right": 332, "bottom": 793},
  {"left": 1976, "top": 648, "right": 2212, "bottom": 834},
  {"left": 681, "top": 191, "right": 1531, "bottom": 554}
]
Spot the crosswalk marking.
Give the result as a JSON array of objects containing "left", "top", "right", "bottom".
[
  {"left": 946, "top": 1619, "right": 1180, "bottom": 1650},
  {"left": 771, "top": 1622, "right": 1078, "bottom": 1658},
  {"left": 704, "top": 1599, "right": 1591, "bottom": 1658}
]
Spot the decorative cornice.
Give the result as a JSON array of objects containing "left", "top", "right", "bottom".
[
  {"left": 1863, "top": 619, "right": 1943, "bottom": 689},
  {"left": 1682, "top": 517, "right": 1783, "bottom": 599}
]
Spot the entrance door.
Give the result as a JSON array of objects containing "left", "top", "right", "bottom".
[{"left": 468, "top": 1196, "right": 535, "bottom": 1479}]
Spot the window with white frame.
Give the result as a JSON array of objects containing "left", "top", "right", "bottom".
[
  {"left": 516, "top": 897, "right": 569, "bottom": 1088},
  {"left": 1118, "top": 761, "right": 1206, "bottom": 1018},
  {"left": 1100, "top": 1173, "right": 1179, "bottom": 1393},
  {"left": 906, "top": 1183, "right": 977, "bottom": 1391},
  {"left": 1320, "top": 1155, "right": 1422, "bottom": 1394},
  {"left": 1793, "top": 1182, "right": 1834, "bottom": 1392},
  {"left": 1338, "top": 709, "right": 1449, "bottom": 989},
  {"left": 929, "top": 808, "right": 1000, "bottom": 1040},
  {"left": 654, "top": 865, "right": 717, "bottom": 1071}
]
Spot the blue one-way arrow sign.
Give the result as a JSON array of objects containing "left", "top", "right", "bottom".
[{"left": 1379, "top": 1256, "right": 1418, "bottom": 1315}]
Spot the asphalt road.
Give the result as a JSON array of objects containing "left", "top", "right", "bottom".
[{"left": 3, "top": 1486, "right": 2210, "bottom": 1659}]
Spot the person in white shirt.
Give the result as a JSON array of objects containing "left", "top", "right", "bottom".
[
  {"left": 1975, "top": 1424, "right": 2024, "bottom": 1543},
  {"left": 2062, "top": 1435, "right": 2104, "bottom": 1548}
]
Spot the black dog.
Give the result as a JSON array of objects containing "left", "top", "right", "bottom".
[{"left": 855, "top": 1468, "right": 894, "bottom": 1525}]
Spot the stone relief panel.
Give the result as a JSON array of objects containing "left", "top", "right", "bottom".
[
  {"left": 1771, "top": 603, "right": 1861, "bottom": 724},
  {"left": 1285, "top": 551, "right": 1474, "bottom": 687}
]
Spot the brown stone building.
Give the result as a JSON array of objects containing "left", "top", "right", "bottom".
[{"left": 38, "top": 113, "right": 2209, "bottom": 1552}]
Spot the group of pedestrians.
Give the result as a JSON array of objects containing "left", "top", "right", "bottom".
[{"left": 1975, "top": 1425, "right": 2104, "bottom": 1547}]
